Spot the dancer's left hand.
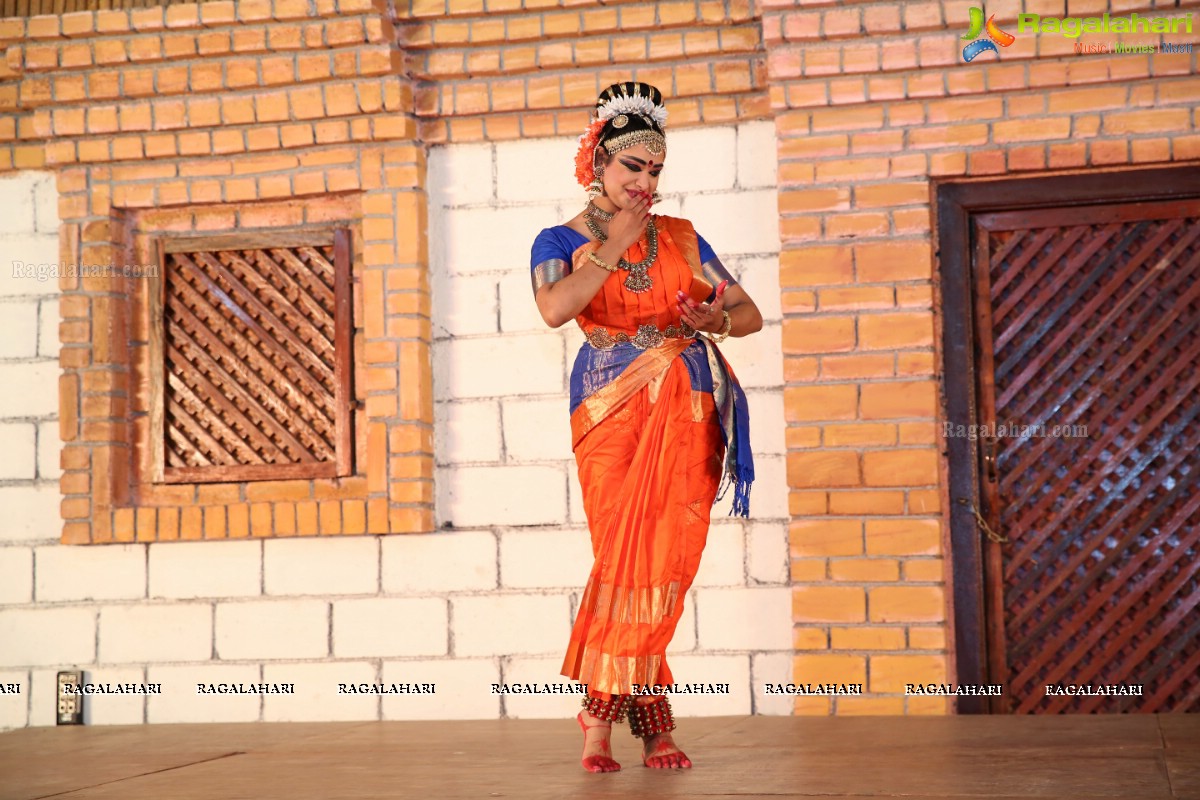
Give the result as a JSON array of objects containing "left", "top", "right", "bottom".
[{"left": 676, "top": 280, "right": 729, "bottom": 333}]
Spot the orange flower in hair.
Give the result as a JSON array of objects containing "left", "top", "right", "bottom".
[{"left": 574, "top": 117, "right": 606, "bottom": 188}]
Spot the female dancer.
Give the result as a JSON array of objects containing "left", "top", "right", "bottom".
[{"left": 529, "top": 82, "right": 762, "bottom": 771}]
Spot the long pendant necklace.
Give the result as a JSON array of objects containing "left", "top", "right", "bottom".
[{"left": 584, "top": 201, "right": 657, "bottom": 293}]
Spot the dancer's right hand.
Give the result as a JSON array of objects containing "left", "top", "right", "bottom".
[{"left": 607, "top": 192, "right": 652, "bottom": 254}]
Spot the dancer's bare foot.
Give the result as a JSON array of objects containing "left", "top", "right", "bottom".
[
  {"left": 641, "top": 730, "right": 692, "bottom": 769},
  {"left": 576, "top": 710, "right": 621, "bottom": 772}
]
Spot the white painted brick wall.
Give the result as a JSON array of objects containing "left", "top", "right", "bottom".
[
  {"left": 713, "top": 454, "right": 789, "bottom": 520},
  {"left": 667, "top": 599, "right": 697, "bottom": 654},
  {"left": 0, "top": 486, "right": 59, "bottom": 545},
  {"left": 381, "top": 530, "right": 497, "bottom": 593},
  {"left": 437, "top": 465, "right": 567, "bottom": 528},
  {"left": 495, "top": 139, "right": 580, "bottom": 202},
  {"left": 747, "top": 521, "right": 789, "bottom": 586},
  {"left": 500, "top": 655, "right": 583, "bottom": 719},
  {"left": 0, "top": 423, "right": 37, "bottom": 481},
  {"left": 695, "top": 587, "right": 794, "bottom": 651},
  {"left": 433, "top": 399, "right": 502, "bottom": 465},
  {"left": 752, "top": 652, "right": 796, "bottom": 715},
  {"left": 148, "top": 540, "right": 261, "bottom": 599},
  {"left": 0, "top": 547, "right": 32, "bottom": 604},
  {"left": 452, "top": 594, "right": 571, "bottom": 657},
  {"left": 0, "top": 363, "right": 58, "bottom": 420},
  {"left": 0, "top": 246, "right": 59, "bottom": 297},
  {"left": 659, "top": 654, "right": 752, "bottom": 716},
  {"left": 734, "top": 254, "right": 783, "bottom": 322},
  {"left": 0, "top": 669, "right": 28, "bottom": 730},
  {"left": 500, "top": 398, "right": 572, "bottom": 463},
  {"left": 36, "top": 420, "right": 61, "bottom": 481},
  {"left": 497, "top": 529, "right": 591, "bottom": 590},
  {"left": 719, "top": 325, "right": 785, "bottom": 390},
  {"left": 37, "top": 298, "right": 59, "bottom": 358},
  {"left": 147, "top": 664, "right": 263, "bottom": 723},
  {"left": 430, "top": 271, "right": 498, "bottom": 338},
  {"left": 28, "top": 669, "right": 61, "bottom": 726},
  {"left": 682, "top": 189, "right": 781, "bottom": 257},
  {"left": 332, "top": 597, "right": 449, "bottom": 658},
  {"left": 0, "top": 301, "right": 40, "bottom": 359},
  {"left": 262, "top": 661, "right": 376, "bottom": 722},
  {"left": 426, "top": 141, "right": 494, "bottom": 207},
  {"left": 433, "top": 334, "right": 564, "bottom": 399},
  {"left": 746, "top": 392, "right": 787, "bottom": 456},
  {"left": 381, "top": 658, "right": 501, "bottom": 720},
  {"left": 660, "top": 127, "right": 738, "bottom": 193},
  {"left": 692, "top": 522, "right": 745, "bottom": 588},
  {"left": 497, "top": 268, "right": 546, "bottom": 333},
  {"left": 215, "top": 600, "right": 328, "bottom": 661},
  {"left": 263, "top": 537, "right": 378, "bottom": 596},
  {"left": 78, "top": 666, "right": 146, "bottom": 725},
  {"left": 35, "top": 544, "right": 146, "bottom": 602},
  {"left": 442, "top": 204, "right": 561, "bottom": 275},
  {"left": 99, "top": 604, "right": 212, "bottom": 664},
  {"left": 0, "top": 607, "right": 95, "bottom": 667},
  {"left": 737, "top": 121, "right": 779, "bottom": 189}
]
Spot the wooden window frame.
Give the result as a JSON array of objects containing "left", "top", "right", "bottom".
[{"left": 147, "top": 227, "right": 354, "bottom": 485}]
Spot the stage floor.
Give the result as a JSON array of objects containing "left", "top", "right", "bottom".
[{"left": 1, "top": 714, "right": 1197, "bottom": 799}]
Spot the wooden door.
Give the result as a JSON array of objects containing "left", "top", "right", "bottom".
[{"left": 938, "top": 169, "right": 1200, "bottom": 713}]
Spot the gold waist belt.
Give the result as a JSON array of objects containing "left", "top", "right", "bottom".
[{"left": 585, "top": 322, "right": 697, "bottom": 351}]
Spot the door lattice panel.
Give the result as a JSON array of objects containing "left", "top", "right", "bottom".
[
  {"left": 155, "top": 229, "right": 353, "bottom": 483},
  {"left": 976, "top": 201, "right": 1200, "bottom": 713}
]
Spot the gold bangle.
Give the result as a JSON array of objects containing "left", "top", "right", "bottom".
[
  {"left": 706, "top": 310, "right": 732, "bottom": 344},
  {"left": 587, "top": 251, "right": 618, "bottom": 273}
]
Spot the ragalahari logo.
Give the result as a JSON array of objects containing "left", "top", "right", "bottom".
[{"left": 962, "top": 7, "right": 1016, "bottom": 61}]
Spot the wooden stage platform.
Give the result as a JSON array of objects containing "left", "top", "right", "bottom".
[{"left": 1, "top": 714, "right": 1197, "bottom": 799}]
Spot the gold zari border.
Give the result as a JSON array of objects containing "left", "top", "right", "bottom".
[
  {"left": 576, "top": 648, "right": 664, "bottom": 696},
  {"left": 580, "top": 579, "right": 681, "bottom": 625}
]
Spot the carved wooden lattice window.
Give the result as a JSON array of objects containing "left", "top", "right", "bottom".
[{"left": 149, "top": 229, "right": 353, "bottom": 483}]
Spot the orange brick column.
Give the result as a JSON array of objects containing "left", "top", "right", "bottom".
[{"left": 763, "top": 0, "right": 948, "bottom": 715}]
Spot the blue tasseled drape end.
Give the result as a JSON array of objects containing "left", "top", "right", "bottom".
[{"left": 714, "top": 363, "right": 754, "bottom": 518}]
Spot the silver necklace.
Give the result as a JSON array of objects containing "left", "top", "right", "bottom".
[{"left": 583, "top": 205, "right": 657, "bottom": 293}]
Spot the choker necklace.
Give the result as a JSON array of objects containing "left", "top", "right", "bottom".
[
  {"left": 586, "top": 201, "right": 614, "bottom": 222},
  {"left": 583, "top": 206, "right": 657, "bottom": 293}
]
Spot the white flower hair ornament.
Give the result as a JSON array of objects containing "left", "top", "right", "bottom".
[{"left": 595, "top": 95, "right": 668, "bottom": 128}]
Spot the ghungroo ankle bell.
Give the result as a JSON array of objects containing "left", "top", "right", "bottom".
[
  {"left": 580, "top": 693, "right": 632, "bottom": 723},
  {"left": 627, "top": 695, "right": 676, "bottom": 738}
]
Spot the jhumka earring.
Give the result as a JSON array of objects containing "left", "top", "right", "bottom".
[
  {"left": 651, "top": 191, "right": 662, "bottom": 204},
  {"left": 587, "top": 166, "right": 605, "bottom": 198}
]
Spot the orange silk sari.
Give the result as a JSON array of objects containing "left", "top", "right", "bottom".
[{"left": 560, "top": 215, "right": 743, "bottom": 697}]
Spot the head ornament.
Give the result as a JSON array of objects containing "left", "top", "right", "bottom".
[{"left": 574, "top": 81, "right": 668, "bottom": 190}]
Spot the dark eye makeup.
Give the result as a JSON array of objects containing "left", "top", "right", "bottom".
[{"left": 621, "top": 159, "right": 663, "bottom": 176}]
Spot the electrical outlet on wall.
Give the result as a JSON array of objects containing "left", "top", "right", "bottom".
[{"left": 57, "top": 671, "right": 83, "bottom": 725}]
